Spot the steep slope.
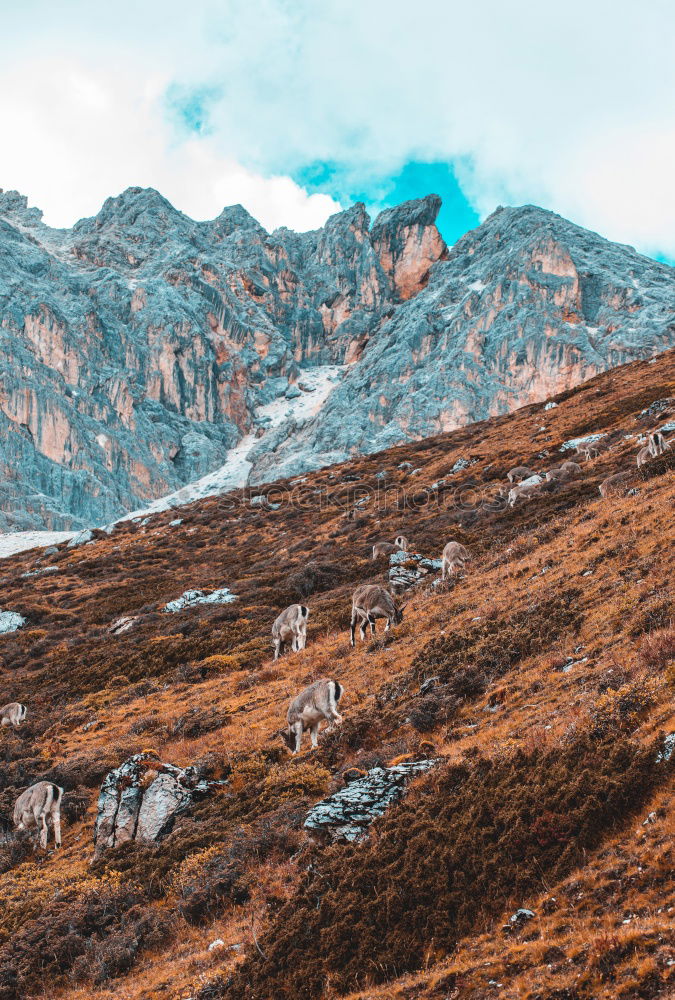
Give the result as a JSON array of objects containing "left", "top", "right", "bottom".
[
  {"left": 0, "top": 348, "right": 673, "bottom": 1000},
  {"left": 2, "top": 188, "right": 674, "bottom": 529}
]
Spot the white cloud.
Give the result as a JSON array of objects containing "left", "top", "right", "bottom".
[
  {"left": 0, "top": 53, "right": 340, "bottom": 231},
  {"left": 2, "top": 0, "right": 675, "bottom": 255}
]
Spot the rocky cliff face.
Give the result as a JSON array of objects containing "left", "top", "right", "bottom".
[{"left": 0, "top": 188, "right": 673, "bottom": 528}]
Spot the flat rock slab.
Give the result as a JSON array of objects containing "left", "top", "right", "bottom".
[
  {"left": 304, "top": 759, "right": 437, "bottom": 842},
  {"left": 163, "top": 588, "right": 237, "bottom": 612}
]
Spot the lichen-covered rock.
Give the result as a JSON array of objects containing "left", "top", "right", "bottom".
[
  {"left": 0, "top": 611, "right": 26, "bottom": 634},
  {"left": 388, "top": 550, "right": 443, "bottom": 592},
  {"left": 657, "top": 733, "right": 675, "bottom": 763},
  {"left": 163, "top": 587, "right": 236, "bottom": 612},
  {"left": 304, "top": 760, "right": 437, "bottom": 842},
  {"left": 93, "top": 752, "right": 227, "bottom": 855}
]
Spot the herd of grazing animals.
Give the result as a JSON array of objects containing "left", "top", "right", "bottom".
[{"left": 1, "top": 418, "right": 672, "bottom": 846}]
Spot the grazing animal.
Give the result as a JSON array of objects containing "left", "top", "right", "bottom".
[
  {"left": 271, "top": 604, "right": 309, "bottom": 661},
  {"left": 599, "top": 471, "right": 631, "bottom": 498},
  {"left": 350, "top": 584, "right": 405, "bottom": 646},
  {"left": 649, "top": 431, "right": 671, "bottom": 457},
  {"left": 13, "top": 781, "right": 63, "bottom": 849},
  {"left": 441, "top": 540, "right": 471, "bottom": 580},
  {"left": 546, "top": 460, "right": 581, "bottom": 483},
  {"left": 637, "top": 445, "right": 652, "bottom": 469},
  {"left": 372, "top": 535, "right": 409, "bottom": 560},
  {"left": 0, "top": 702, "right": 26, "bottom": 728},
  {"left": 507, "top": 482, "right": 542, "bottom": 507},
  {"left": 507, "top": 466, "right": 535, "bottom": 484},
  {"left": 280, "top": 678, "right": 344, "bottom": 753}
]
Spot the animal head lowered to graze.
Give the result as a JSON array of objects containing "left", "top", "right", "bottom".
[
  {"left": 599, "top": 471, "right": 632, "bottom": 498},
  {"left": 507, "top": 466, "right": 535, "bottom": 484},
  {"left": 0, "top": 702, "right": 27, "bottom": 728},
  {"left": 507, "top": 481, "right": 544, "bottom": 508},
  {"left": 280, "top": 678, "right": 344, "bottom": 753},
  {"left": 271, "top": 604, "right": 309, "bottom": 661},
  {"left": 13, "top": 781, "right": 63, "bottom": 850},
  {"left": 350, "top": 584, "right": 405, "bottom": 646},
  {"left": 546, "top": 461, "right": 582, "bottom": 483},
  {"left": 441, "top": 540, "right": 471, "bottom": 581}
]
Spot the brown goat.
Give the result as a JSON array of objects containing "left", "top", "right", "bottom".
[
  {"left": 280, "top": 678, "right": 344, "bottom": 753},
  {"left": 350, "top": 585, "right": 405, "bottom": 645},
  {"left": 14, "top": 781, "right": 63, "bottom": 849}
]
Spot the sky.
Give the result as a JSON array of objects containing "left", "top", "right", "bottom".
[{"left": 1, "top": 0, "right": 675, "bottom": 258}]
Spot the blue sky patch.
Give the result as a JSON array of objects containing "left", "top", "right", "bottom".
[{"left": 293, "top": 160, "right": 480, "bottom": 245}]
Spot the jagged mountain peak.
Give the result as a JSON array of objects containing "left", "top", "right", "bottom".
[
  {"left": 209, "top": 202, "right": 266, "bottom": 238},
  {"left": 74, "top": 185, "right": 189, "bottom": 234},
  {"left": 0, "top": 189, "right": 45, "bottom": 227},
  {"left": 0, "top": 188, "right": 674, "bottom": 531},
  {"left": 371, "top": 192, "right": 442, "bottom": 239}
]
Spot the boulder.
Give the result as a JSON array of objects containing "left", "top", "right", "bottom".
[
  {"left": 94, "top": 752, "right": 228, "bottom": 855},
  {"left": 389, "top": 550, "right": 443, "bottom": 592},
  {"left": 657, "top": 732, "right": 675, "bottom": 763},
  {"left": 163, "top": 587, "right": 237, "bottom": 612},
  {"left": 108, "top": 616, "right": 138, "bottom": 634},
  {"left": 67, "top": 529, "right": 94, "bottom": 548},
  {"left": 304, "top": 759, "right": 437, "bottom": 842},
  {"left": 0, "top": 611, "right": 26, "bottom": 634}
]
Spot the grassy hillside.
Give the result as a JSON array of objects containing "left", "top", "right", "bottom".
[{"left": 0, "top": 349, "right": 673, "bottom": 1000}]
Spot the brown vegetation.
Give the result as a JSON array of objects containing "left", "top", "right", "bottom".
[{"left": 0, "top": 348, "right": 673, "bottom": 1000}]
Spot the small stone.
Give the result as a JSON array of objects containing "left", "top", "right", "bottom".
[{"left": 67, "top": 529, "right": 93, "bottom": 548}]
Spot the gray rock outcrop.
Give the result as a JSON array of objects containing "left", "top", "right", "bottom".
[
  {"left": 388, "top": 550, "right": 443, "bottom": 591},
  {"left": 93, "top": 752, "right": 227, "bottom": 855},
  {"left": 2, "top": 186, "right": 674, "bottom": 529},
  {"left": 0, "top": 611, "right": 26, "bottom": 634},
  {"left": 304, "top": 759, "right": 436, "bottom": 842}
]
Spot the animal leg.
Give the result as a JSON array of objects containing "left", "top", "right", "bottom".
[
  {"left": 309, "top": 723, "right": 320, "bottom": 748},
  {"left": 273, "top": 639, "right": 281, "bottom": 661},
  {"left": 368, "top": 614, "right": 376, "bottom": 636},
  {"left": 51, "top": 803, "right": 61, "bottom": 849},
  {"left": 37, "top": 812, "right": 48, "bottom": 850},
  {"left": 293, "top": 722, "right": 303, "bottom": 754},
  {"left": 350, "top": 610, "right": 358, "bottom": 647}
]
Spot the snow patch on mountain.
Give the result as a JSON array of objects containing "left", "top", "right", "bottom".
[
  {"left": 0, "top": 530, "right": 77, "bottom": 560},
  {"left": 118, "top": 365, "right": 346, "bottom": 521}
]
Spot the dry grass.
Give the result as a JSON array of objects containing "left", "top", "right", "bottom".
[{"left": 0, "top": 348, "right": 673, "bottom": 999}]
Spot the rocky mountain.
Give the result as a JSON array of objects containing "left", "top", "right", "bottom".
[{"left": 1, "top": 186, "right": 674, "bottom": 529}]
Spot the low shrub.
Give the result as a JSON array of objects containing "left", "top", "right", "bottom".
[
  {"left": 590, "top": 678, "right": 659, "bottom": 736},
  {"left": 411, "top": 590, "right": 583, "bottom": 684},
  {"left": 638, "top": 627, "right": 675, "bottom": 677},
  {"left": 224, "top": 734, "right": 661, "bottom": 999},
  {"left": 286, "top": 561, "right": 346, "bottom": 598}
]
